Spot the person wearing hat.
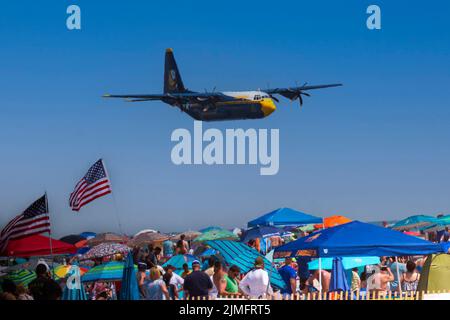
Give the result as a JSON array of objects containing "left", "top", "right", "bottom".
[
  {"left": 239, "top": 256, "right": 273, "bottom": 298},
  {"left": 183, "top": 260, "right": 213, "bottom": 299}
]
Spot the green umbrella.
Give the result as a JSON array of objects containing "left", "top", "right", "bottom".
[
  {"left": 3, "top": 269, "right": 36, "bottom": 287},
  {"left": 194, "top": 229, "right": 239, "bottom": 242}
]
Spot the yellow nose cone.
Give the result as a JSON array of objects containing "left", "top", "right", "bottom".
[{"left": 261, "top": 98, "right": 277, "bottom": 117}]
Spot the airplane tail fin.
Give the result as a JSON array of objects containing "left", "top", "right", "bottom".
[{"left": 164, "top": 48, "right": 186, "bottom": 94}]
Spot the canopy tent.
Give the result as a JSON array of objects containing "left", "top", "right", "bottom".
[
  {"left": 206, "top": 240, "right": 286, "bottom": 290},
  {"left": 2, "top": 234, "right": 77, "bottom": 257},
  {"left": 314, "top": 215, "right": 352, "bottom": 229},
  {"left": 194, "top": 229, "right": 239, "bottom": 242},
  {"left": 247, "top": 207, "right": 322, "bottom": 228},
  {"left": 417, "top": 254, "right": 450, "bottom": 292},
  {"left": 274, "top": 221, "right": 446, "bottom": 258},
  {"left": 308, "top": 256, "right": 380, "bottom": 270},
  {"left": 240, "top": 226, "right": 281, "bottom": 243},
  {"left": 391, "top": 215, "right": 441, "bottom": 231}
]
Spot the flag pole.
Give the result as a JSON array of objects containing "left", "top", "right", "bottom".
[
  {"left": 45, "top": 192, "right": 55, "bottom": 278},
  {"left": 101, "top": 159, "right": 124, "bottom": 235}
]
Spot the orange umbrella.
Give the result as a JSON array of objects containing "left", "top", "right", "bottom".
[{"left": 314, "top": 215, "right": 352, "bottom": 229}]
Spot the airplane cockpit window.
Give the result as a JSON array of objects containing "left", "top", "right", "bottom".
[{"left": 254, "top": 95, "right": 261, "bottom": 100}]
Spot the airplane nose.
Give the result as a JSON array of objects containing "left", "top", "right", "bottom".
[{"left": 261, "top": 98, "right": 277, "bottom": 117}]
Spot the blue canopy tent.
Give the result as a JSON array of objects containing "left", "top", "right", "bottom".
[
  {"left": 274, "top": 221, "right": 446, "bottom": 258},
  {"left": 248, "top": 207, "right": 322, "bottom": 227},
  {"left": 206, "top": 240, "right": 286, "bottom": 291},
  {"left": 119, "top": 253, "right": 139, "bottom": 300}
]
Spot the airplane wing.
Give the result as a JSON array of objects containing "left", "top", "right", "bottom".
[
  {"left": 103, "top": 92, "right": 241, "bottom": 104},
  {"left": 264, "top": 83, "right": 342, "bottom": 106}
]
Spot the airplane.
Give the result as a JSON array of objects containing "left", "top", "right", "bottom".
[{"left": 103, "top": 48, "right": 342, "bottom": 121}]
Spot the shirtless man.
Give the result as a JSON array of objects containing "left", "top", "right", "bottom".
[{"left": 371, "top": 266, "right": 394, "bottom": 296}]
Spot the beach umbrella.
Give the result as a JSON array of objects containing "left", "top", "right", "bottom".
[
  {"left": 3, "top": 269, "right": 36, "bottom": 287},
  {"left": 62, "top": 265, "right": 87, "bottom": 300},
  {"left": 314, "top": 215, "right": 352, "bottom": 229},
  {"left": 170, "top": 231, "right": 201, "bottom": 241},
  {"left": 194, "top": 229, "right": 239, "bottom": 242},
  {"left": 134, "top": 229, "right": 158, "bottom": 237},
  {"left": 79, "top": 243, "right": 130, "bottom": 260},
  {"left": 329, "top": 257, "right": 350, "bottom": 292},
  {"left": 53, "top": 265, "right": 88, "bottom": 281},
  {"left": 391, "top": 215, "right": 441, "bottom": 231},
  {"left": 128, "top": 232, "right": 169, "bottom": 247},
  {"left": 60, "top": 235, "right": 86, "bottom": 245},
  {"left": 240, "top": 226, "right": 281, "bottom": 243},
  {"left": 87, "top": 233, "right": 128, "bottom": 246},
  {"left": 82, "top": 261, "right": 136, "bottom": 282},
  {"left": 421, "top": 216, "right": 450, "bottom": 233},
  {"left": 119, "top": 253, "right": 139, "bottom": 300},
  {"left": 199, "top": 248, "right": 217, "bottom": 257},
  {"left": 206, "top": 240, "right": 287, "bottom": 291},
  {"left": 199, "top": 226, "right": 222, "bottom": 233},
  {"left": 79, "top": 232, "right": 96, "bottom": 240},
  {"left": 308, "top": 256, "right": 380, "bottom": 270},
  {"left": 162, "top": 254, "right": 198, "bottom": 274}
]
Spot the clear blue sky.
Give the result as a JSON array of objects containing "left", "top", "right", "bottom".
[{"left": 1, "top": 1, "right": 449, "bottom": 237}]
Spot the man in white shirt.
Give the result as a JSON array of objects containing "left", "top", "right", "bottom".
[{"left": 239, "top": 257, "right": 273, "bottom": 298}]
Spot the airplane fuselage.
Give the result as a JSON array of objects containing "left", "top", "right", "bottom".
[{"left": 164, "top": 91, "right": 277, "bottom": 121}]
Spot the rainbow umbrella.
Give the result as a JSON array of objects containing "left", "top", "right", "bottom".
[{"left": 53, "top": 265, "right": 88, "bottom": 281}]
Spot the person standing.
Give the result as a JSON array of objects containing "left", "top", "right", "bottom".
[
  {"left": 351, "top": 267, "right": 361, "bottom": 292},
  {"left": 440, "top": 227, "right": 450, "bottom": 242},
  {"left": 183, "top": 260, "right": 213, "bottom": 299},
  {"left": 163, "top": 239, "right": 174, "bottom": 257},
  {"left": 388, "top": 257, "right": 407, "bottom": 292},
  {"left": 400, "top": 261, "right": 420, "bottom": 292},
  {"left": 239, "top": 257, "right": 273, "bottom": 298},
  {"left": 224, "top": 265, "right": 241, "bottom": 296},
  {"left": 28, "top": 263, "right": 62, "bottom": 300},
  {"left": 211, "top": 261, "right": 227, "bottom": 297},
  {"left": 145, "top": 267, "right": 170, "bottom": 300},
  {"left": 136, "top": 262, "right": 148, "bottom": 299},
  {"left": 181, "top": 263, "right": 191, "bottom": 278},
  {"left": 278, "top": 258, "right": 297, "bottom": 298}
]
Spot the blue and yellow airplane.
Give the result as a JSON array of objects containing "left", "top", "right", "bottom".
[{"left": 103, "top": 49, "right": 342, "bottom": 121}]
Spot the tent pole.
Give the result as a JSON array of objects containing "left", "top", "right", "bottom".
[
  {"left": 318, "top": 257, "right": 322, "bottom": 296},
  {"left": 45, "top": 192, "right": 55, "bottom": 278},
  {"left": 395, "top": 257, "right": 402, "bottom": 296}
]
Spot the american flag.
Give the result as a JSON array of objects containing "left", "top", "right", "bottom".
[
  {"left": 0, "top": 194, "right": 50, "bottom": 253},
  {"left": 70, "top": 159, "right": 112, "bottom": 211}
]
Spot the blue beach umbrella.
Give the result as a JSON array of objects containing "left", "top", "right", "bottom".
[
  {"left": 162, "top": 254, "right": 198, "bottom": 274},
  {"left": 82, "top": 261, "right": 134, "bottom": 282},
  {"left": 391, "top": 215, "right": 440, "bottom": 231},
  {"left": 240, "top": 226, "right": 281, "bottom": 243},
  {"left": 119, "top": 253, "right": 139, "bottom": 300},
  {"left": 62, "top": 265, "right": 87, "bottom": 300},
  {"left": 329, "top": 257, "right": 350, "bottom": 292}
]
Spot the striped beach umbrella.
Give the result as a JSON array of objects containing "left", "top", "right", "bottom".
[
  {"left": 81, "top": 261, "right": 137, "bottom": 282},
  {"left": 53, "top": 265, "right": 88, "bottom": 281},
  {"left": 3, "top": 269, "right": 36, "bottom": 287}
]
